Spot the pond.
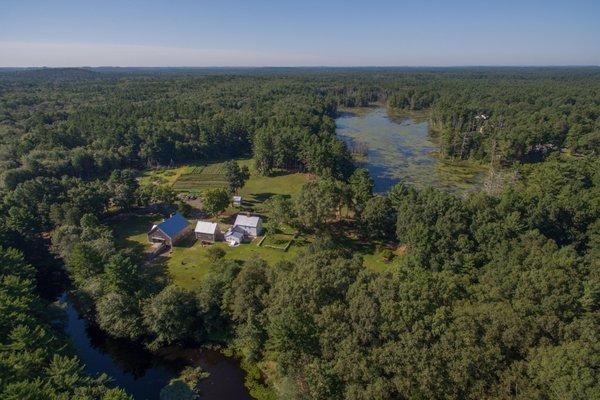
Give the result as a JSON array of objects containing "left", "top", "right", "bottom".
[
  {"left": 61, "top": 293, "right": 252, "bottom": 400},
  {"left": 335, "top": 107, "right": 487, "bottom": 193}
]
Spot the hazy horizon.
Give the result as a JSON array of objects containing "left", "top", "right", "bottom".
[{"left": 2, "top": 0, "right": 599, "bottom": 67}]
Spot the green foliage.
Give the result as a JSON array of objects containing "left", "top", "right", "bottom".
[
  {"left": 0, "top": 246, "right": 133, "bottom": 399},
  {"left": 159, "top": 379, "right": 197, "bottom": 400},
  {"left": 142, "top": 285, "right": 199, "bottom": 348},
  {"left": 96, "top": 292, "right": 145, "bottom": 341},
  {"left": 264, "top": 195, "right": 295, "bottom": 230},
  {"left": 224, "top": 160, "right": 250, "bottom": 194},
  {"left": 348, "top": 168, "right": 374, "bottom": 214},
  {"left": 65, "top": 243, "right": 105, "bottom": 286},
  {"left": 159, "top": 366, "right": 210, "bottom": 400},
  {"left": 358, "top": 195, "right": 395, "bottom": 239},
  {"left": 202, "top": 187, "right": 230, "bottom": 216},
  {"left": 1, "top": 69, "right": 599, "bottom": 400},
  {"left": 295, "top": 179, "right": 341, "bottom": 231},
  {"left": 102, "top": 252, "right": 142, "bottom": 294},
  {"left": 206, "top": 246, "right": 226, "bottom": 263}
]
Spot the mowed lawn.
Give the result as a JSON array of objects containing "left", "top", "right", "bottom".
[
  {"left": 115, "top": 160, "right": 399, "bottom": 292},
  {"left": 113, "top": 161, "right": 313, "bottom": 291},
  {"left": 167, "top": 234, "right": 310, "bottom": 291}
]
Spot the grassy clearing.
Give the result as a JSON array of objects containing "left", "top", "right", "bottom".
[
  {"left": 261, "top": 232, "right": 295, "bottom": 249},
  {"left": 167, "top": 235, "right": 306, "bottom": 291},
  {"left": 114, "top": 160, "right": 314, "bottom": 291},
  {"left": 116, "top": 159, "right": 397, "bottom": 293},
  {"left": 109, "top": 214, "right": 159, "bottom": 251},
  {"left": 139, "top": 165, "right": 192, "bottom": 186},
  {"left": 172, "top": 164, "right": 229, "bottom": 193},
  {"left": 331, "top": 232, "right": 400, "bottom": 271}
]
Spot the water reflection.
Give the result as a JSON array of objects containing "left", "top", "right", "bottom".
[
  {"left": 62, "top": 294, "right": 252, "bottom": 400},
  {"left": 336, "top": 108, "right": 486, "bottom": 193}
]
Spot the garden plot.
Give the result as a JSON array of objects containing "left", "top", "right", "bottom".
[{"left": 172, "top": 164, "right": 228, "bottom": 192}]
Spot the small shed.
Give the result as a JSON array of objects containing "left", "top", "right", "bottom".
[
  {"left": 224, "top": 225, "right": 246, "bottom": 246},
  {"left": 233, "top": 214, "right": 263, "bottom": 237},
  {"left": 148, "top": 212, "right": 191, "bottom": 247},
  {"left": 195, "top": 220, "right": 220, "bottom": 243},
  {"left": 233, "top": 195, "right": 243, "bottom": 206}
]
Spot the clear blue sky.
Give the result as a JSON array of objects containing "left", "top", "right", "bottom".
[{"left": 1, "top": 0, "right": 599, "bottom": 67}]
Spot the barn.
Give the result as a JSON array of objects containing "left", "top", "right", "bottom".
[
  {"left": 195, "top": 220, "right": 220, "bottom": 243},
  {"left": 147, "top": 212, "right": 191, "bottom": 247}
]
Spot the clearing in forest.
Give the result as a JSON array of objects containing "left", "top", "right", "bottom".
[
  {"left": 172, "top": 163, "right": 229, "bottom": 192},
  {"left": 123, "top": 159, "right": 400, "bottom": 292}
]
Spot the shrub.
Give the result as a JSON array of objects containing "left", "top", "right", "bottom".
[{"left": 206, "top": 246, "right": 226, "bottom": 262}]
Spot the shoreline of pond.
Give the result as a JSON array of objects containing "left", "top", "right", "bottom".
[{"left": 336, "top": 106, "right": 488, "bottom": 194}]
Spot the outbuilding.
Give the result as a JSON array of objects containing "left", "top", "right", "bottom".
[
  {"left": 224, "top": 225, "right": 246, "bottom": 246},
  {"left": 233, "top": 195, "right": 243, "bottom": 206},
  {"left": 195, "top": 220, "right": 220, "bottom": 243},
  {"left": 147, "top": 212, "right": 191, "bottom": 247}
]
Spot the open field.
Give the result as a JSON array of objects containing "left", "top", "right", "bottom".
[
  {"left": 261, "top": 232, "right": 295, "bottom": 249},
  {"left": 139, "top": 165, "right": 191, "bottom": 186},
  {"left": 109, "top": 214, "right": 159, "bottom": 251},
  {"left": 118, "top": 160, "right": 400, "bottom": 291},
  {"left": 109, "top": 214, "right": 310, "bottom": 291},
  {"left": 172, "top": 164, "right": 229, "bottom": 192},
  {"left": 167, "top": 235, "right": 309, "bottom": 291}
]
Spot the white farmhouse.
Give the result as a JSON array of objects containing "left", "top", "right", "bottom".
[{"left": 233, "top": 214, "right": 263, "bottom": 237}]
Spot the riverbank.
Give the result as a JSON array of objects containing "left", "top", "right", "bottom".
[{"left": 61, "top": 292, "right": 254, "bottom": 400}]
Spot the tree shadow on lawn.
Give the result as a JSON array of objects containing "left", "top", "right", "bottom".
[
  {"left": 327, "top": 220, "right": 380, "bottom": 256},
  {"left": 251, "top": 192, "right": 277, "bottom": 203},
  {"left": 173, "top": 235, "right": 197, "bottom": 249},
  {"left": 109, "top": 215, "right": 164, "bottom": 251},
  {"left": 265, "top": 169, "right": 294, "bottom": 177},
  {"left": 142, "top": 256, "right": 170, "bottom": 293}
]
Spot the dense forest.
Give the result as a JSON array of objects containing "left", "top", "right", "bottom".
[{"left": 0, "top": 67, "right": 599, "bottom": 399}]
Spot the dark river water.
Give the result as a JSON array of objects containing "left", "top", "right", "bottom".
[
  {"left": 336, "top": 107, "right": 487, "bottom": 193},
  {"left": 61, "top": 293, "right": 252, "bottom": 400}
]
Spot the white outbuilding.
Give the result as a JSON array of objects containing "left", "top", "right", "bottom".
[{"left": 194, "top": 220, "right": 220, "bottom": 243}]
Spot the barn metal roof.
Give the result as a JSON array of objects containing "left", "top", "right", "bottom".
[{"left": 156, "top": 212, "right": 189, "bottom": 238}]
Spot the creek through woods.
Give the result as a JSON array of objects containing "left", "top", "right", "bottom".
[
  {"left": 60, "top": 293, "right": 252, "bottom": 400},
  {"left": 49, "top": 106, "right": 485, "bottom": 400}
]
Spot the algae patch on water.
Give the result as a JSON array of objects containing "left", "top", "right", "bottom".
[{"left": 336, "top": 107, "right": 487, "bottom": 193}]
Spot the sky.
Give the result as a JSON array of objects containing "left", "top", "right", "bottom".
[{"left": 1, "top": 0, "right": 599, "bottom": 67}]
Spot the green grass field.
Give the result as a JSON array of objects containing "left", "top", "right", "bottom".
[
  {"left": 139, "top": 165, "right": 191, "bottom": 186},
  {"left": 109, "top": 214, "right": 159, "bottom": 251},
  {"left": 108, "top": 214, "right": 308, "bottom": 291},
  {"left": 117, "top": 159, "right": 399, "bottom": 291},
  {"left": 167, "top": 236, "right": 306, "bottom": 291}
]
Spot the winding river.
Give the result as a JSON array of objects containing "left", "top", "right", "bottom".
[
  {"left": 335, "top": 107, "right": 487, "bottom": 193},
  {"left": 50, "top": 106, "right": 483, "bottom": 400},
  {"left": 61, "top": 293, "right": 252, "bottom": 400}
]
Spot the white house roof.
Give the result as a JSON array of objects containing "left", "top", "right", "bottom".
[
  {"left": 233, "top": 195, "right": 242, "bottom": 201},
  {"left": 194, "top": 221, "right": 218, "bottom": 235},
  {"left": 234, "top": 214, "right": 261, "bottom": 228}
]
